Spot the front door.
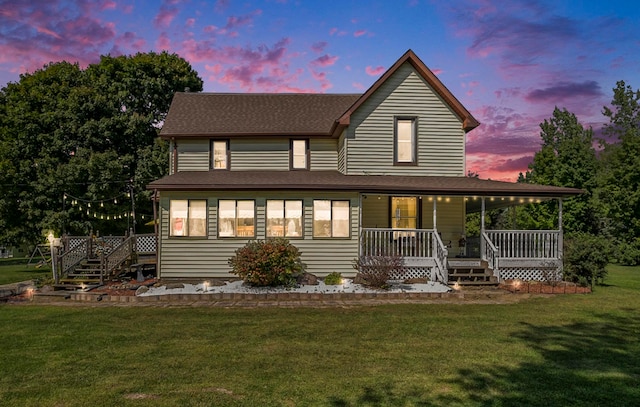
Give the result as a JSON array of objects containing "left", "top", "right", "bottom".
[{"left": 391, "top": 197, "right": 418, "bottom": 229}]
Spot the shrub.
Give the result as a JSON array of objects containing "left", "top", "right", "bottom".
[
  {"left": 616, "top": 239, "right": 640, "bottom": 266},
  {"left": 228, "top": 238, "right": 305, "bottom": 287},
  {"left": 352, "top": 255, "right": 404, "bottom": 289},
  {"left": 563, "top": 232, "right": 608, "bottom": 288},
  {"left": 324, "top": 272, "right": 342, "bottom": 285}
]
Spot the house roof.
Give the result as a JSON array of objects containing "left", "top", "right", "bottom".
[
  {"left": 160, "top": 93, "right": 360, "bottom": 137},
  {"left": 336, "top": 49, "right": 480, "bottom": 133},
  {"left": 159, "top": 49, "right": 480, "bottom": 138},
  {"left": 148, "top": 170, "right": 583, "bottom": 198}
]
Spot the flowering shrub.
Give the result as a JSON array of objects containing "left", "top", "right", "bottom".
[
  {"left": 228, "top": 238, "right": 306, "bottom": 287},
  {"left": 352, "top": 255, "right": 404, "bottom": 289}
]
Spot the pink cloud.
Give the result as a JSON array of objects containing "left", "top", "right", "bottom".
[
  {"left": 156, "top": 32, "right": 172, "bottom": 50},
  {"left": 310, "top": 54, "right": 338, "bottom": 67},
  {"left": 311, "top": 41, "right": 327, "bottom": 53},
  {"left": 352, "top": 82, "right": 364, "bottom": 90},
  {"left": 225, "top": 10, "right": 262, "bottom": 30},
  {"left": 365, "top": 66, "right": 385, "bottom": 76},
  {"left": 329, "top": 27, "right": 347, "bottom": 36},
  {"left": 186, "top": 18, "right": 195, "bottom": 27},
  {"left": 153, "top": 3, "right": 179, "bottom": 29},
  {"left": 100, "top": 1, "right": 117, "bottom": 10},
  {"left": 432, "top": 68, "right": 443, "bottom": 75},
  {"left": 354, "top": 30, "right": 367, "bottom": 37},
  {"left": 0, "top": 1, "right": 117, "bottom": 73}
]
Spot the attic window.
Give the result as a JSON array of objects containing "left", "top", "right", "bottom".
[
  {"left": 291, "top": 139, "right": 309, "bottom": 170},
  {"left": 394, "top": 117, "right": 417, "bottom": 165},
  {"left": 211, "top": 140, "right": 229, "bottom": 170}
]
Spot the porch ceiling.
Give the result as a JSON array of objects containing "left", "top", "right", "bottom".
[{"left": 148, "top": 170, "right": 583, "bottom": 199}]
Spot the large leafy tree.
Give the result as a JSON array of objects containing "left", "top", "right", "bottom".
[
  {"left": 0, "top": 52, "right": 202, "bottom": 246},
  {"left": 598, "top": 81, "right": 640, "bottom": 241},
  {"left": 519, "top": 108, "right": 600, "bottom": 234}
]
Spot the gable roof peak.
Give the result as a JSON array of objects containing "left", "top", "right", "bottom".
[{"left": 336, "top": 49, "right": 480, "bottom": 133}]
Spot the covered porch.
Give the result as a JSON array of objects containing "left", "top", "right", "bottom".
[{"left": 358, "top": 193, "right": 567, "bottom": 285}]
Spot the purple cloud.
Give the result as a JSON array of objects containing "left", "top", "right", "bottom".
[
  {"left": 526, "top": 81, "right": 603, "bottom": 102},
  {"left": 153, "top": 3, "right": 180, "bottom": 29}
]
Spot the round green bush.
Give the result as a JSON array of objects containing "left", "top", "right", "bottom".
[
  {"left": 228, "top": 238, "right": 306, "bottom": 287},
  {"left": 324, "top": 272, "right": 342, "bottom": 285}
]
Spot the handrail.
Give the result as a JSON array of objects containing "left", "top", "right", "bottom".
[
  {"left": 101, "top": 236, "right": 135, "bottom": 283},
  {"left": 482, "top": 232, "right": 500, "bottom": 282},
  {"left": 57, "top": 238, "right": 90, "bottom": 282},
  {"left": 432, "top": 231, "right": 449, "bottom": 283}
]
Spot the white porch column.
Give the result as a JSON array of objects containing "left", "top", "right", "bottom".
[
  {"left": 433, "top": 197, "right": 437, "bottom": 230},
  {"left": 558, "top": 198, "right": 564, "bottom": 260},
  {"left": 480, "top": 197, "right": 486, "bottom": 257}
]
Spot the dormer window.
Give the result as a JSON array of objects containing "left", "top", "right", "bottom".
[
  {"left": 394, "top": 117, "right": 417, "bottom": 165},
  {"left": 291, "top": 139, "right": 309, "bottom": 170},
  {"left": 211, "top": 140, "right": 229, "bottom": 170}
]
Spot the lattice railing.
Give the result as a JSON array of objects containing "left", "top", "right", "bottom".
[
  {"left": 102, "top": 236, "right": 134, "bottom": 279},
  {"left": 135, "top": 234, "right": 157, "bottom": 253}
]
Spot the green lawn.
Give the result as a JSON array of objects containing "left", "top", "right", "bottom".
[
  {"left": 0, "top": 266, "right": 639, "bottom": 406},
  {"left": 0, "top": 262, "right": 51, "bottom": 286}
]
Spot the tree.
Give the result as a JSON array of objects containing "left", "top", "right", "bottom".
[
  {"left": 598, "top": 81, "right": 640, "bottom": 241},
  {"left": 520, "top": 108, "right": 600, "bottom": 234},
  {"left": 0, "top": 52, "right": 203, "bottom": 246}
]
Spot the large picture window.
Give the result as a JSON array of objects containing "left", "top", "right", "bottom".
[
  {"left": 170, "top": 200, "right": 207, "bottom": 237},
  {"left": 219, "top": 200, "right": 255, "bottom": 237},
  {"left": 211, "top": 140, "right": 229, "bottom": 169},
  {"left": 395, "top": 117, "right": 417, "bottom": 164},
  {"left": 313, "top": 200, "right": 350, "bottom": 238},
  {"left": 266, "top": 200, "right": 303, "bottom": 238}
]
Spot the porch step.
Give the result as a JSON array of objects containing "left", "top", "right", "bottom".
[{"left": 447, "top": 258, "right": 498, "bottom": 286}]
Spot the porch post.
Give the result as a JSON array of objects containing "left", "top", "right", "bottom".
[
  {"left": 432, "top": 197, "right": 437, "bottom": 230},
  {"left": 480, "top": 197, "right": 486, "bottom": 258},
  {"left": 358, "top": 193, "right": 363, "bottom": 257},
  {"left": 558, "top": 198, "right": 563, "bottom": 260}
]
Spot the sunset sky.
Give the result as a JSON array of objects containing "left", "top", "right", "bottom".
[{"left": 1, "top": 0, "right": 638, "bottom": 180}]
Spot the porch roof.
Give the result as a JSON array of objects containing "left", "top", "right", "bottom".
[{"left": 148, "top": 170, "right": 583, "bottom": 198}]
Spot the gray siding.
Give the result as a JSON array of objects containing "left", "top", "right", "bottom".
[
  {"left": 338, "top": 131, "right": 346, "bottom": 173},
  {"left": 231, "top": 139, "right": 289, "bottom": 170},
  {"left": 177, "top": 140, "right": 209, "bottom": 171},
  {"left": 346, "top": 62, "right": 465, "bottom": 176},
  {"left": 158, "top": 191, "right": 359, "bottom": 279},
  {"left": 309, "top": 138, "right": 338, "bottom": 170}
]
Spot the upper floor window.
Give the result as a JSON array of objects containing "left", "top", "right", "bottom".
[
  {"left": 266, "top": 200, "right": 303, "bottom": 238},
  {"left": 394, "top": 117, "right": 417, "bottom": 165},
  {"left": 211, "top": 140, "right": 229, "bottom": 170},
  {"left": 219, "top": 200, "right": 255, "bottom": 237},
  {"left": 291, "top": 139, "right": 309, "bottom": 170},
  {"left": 170, "top": 199, "right": 207, "bottom": 237},
  {"left": 313, "top": 200, "right": 350, "bottom": 238}
]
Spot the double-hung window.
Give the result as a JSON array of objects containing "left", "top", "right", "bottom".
[
  {"left": 169, "top": 200, "right": 207, "bottom": 237},
  {"left": 394, "top": 117, "right": 417, "bottom": 165},
  {"left": 211, "top": 140, "right": 229, "bottom": 169},
  {"left": 218, "top": 200, "right": 255, "bottom": 237},
  {"left": 313, "top": 200, "right": 350, "bottom": 238},
  {"left": 291, "top": 139, "right": 309, "bottom": 170},
  {"left": 266, "top": 200, "right": 303, "bottom": 238}
]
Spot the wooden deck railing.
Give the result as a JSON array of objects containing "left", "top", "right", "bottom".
[
  {"left": 486, "top": 230, "right": 560, "bottom": 259},
  {"left": 482, "top": 232, "right": 500, "bottom": 281},
  {"left": 360, "top": 228, "right": 448, "bottom": 282},
  {"left": 56, "top": 233, "right": 157, "bottom": 283}
]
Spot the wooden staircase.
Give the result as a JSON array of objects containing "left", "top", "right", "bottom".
[
  {"left": 447, "top": 258, "right": 498, "bottom": 286},
  {"left": 56, "top": 259, "right": 104, "bottom": 290}
]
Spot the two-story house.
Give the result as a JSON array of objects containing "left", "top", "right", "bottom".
[{"left": 148, "top": 50, "right": 581, "bottom": 284}]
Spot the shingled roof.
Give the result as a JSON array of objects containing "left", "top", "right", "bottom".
[
  {"left": 160, "top": 49, "right": 481, "bottom": 138},
  {"left": 160, "top": 93, "right": 360, "bottom": 137},
  {"left": 148, "top": 170, "right": 583, "bottom": 198}
]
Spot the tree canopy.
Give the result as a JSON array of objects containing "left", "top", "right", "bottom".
[{"left": 0, "top": 52, "right": 202, "bottom": 246}]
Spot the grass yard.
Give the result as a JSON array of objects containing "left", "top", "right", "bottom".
[
  {"left": 0, "top": 265, "right": 639, "bottom": 406},
  {"left": 0, "top": 262, "right": 51, "bottom": 286}
]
